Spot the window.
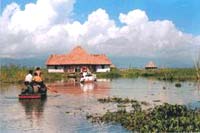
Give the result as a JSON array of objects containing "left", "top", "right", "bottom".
[
  {"left": 75, "top": 67, "right": 80, "bottom": 72},
  {"left": 55, "top": 66, "right": 58, "bottom": 69},
  {"left": 101, "top": 65, "right": 105, "bottom": 69}
]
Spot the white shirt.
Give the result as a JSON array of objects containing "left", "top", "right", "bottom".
[
  {"left": 25, "top": 74, "right": 33, "bottom": 82},
  {"left": 83, "top": 72, "right": 87, "bottom": 77}
]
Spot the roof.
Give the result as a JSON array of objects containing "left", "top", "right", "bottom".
[
  {"left": 145, "top": 61, "right": 157, "bottom": 68},
  {"left": 46, "top": 46, "right": 112, "bottom": 65}
]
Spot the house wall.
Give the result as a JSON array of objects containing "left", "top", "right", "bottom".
[
  {"left": 47, "top": 65, "right": 111, "bottom": 73},
  {"left": 47, "top": 66, "right": 64, "bottom": 73},
  {"left": 96, "top": 65, "right": 110, "bottom": 72}
]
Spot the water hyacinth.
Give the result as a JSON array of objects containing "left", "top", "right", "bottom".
[
  {"left": 98, "top": 97, "right": 138, "bottom": 104},
  {"left": 87, "top": 97, "right": 200, "bottom": 132},
  {"left": 175, "top": 82, "right": 182, "bottom": 87}
]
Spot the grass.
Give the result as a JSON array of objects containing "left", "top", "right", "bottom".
[
  {"left": 0, "top": 65, "right": 27, "bottom": 83},
  {"left": 0, "top": 66, "right": 198, "bottom": 83},
  {"left": 87, "top": 97, "right": 200, "bottom": 132},
  {"left": 41, "top": 69, "right": 68, "bottom": 82},
  {"left": 96, "top": 68, "right": 197, "bottom": 81},
  {"left": 95, "top": 69, "right": 121, "bottom": 79},
  {"left": 0, "top": 65, "right": 68, "bottom": 83}
]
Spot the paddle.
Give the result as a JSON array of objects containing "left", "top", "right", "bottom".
[{"left": 46, "top": 86, "right": 58, "bottom": 93}]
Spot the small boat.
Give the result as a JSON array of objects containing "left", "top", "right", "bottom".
[{"left": 19, "top": 87, "right": 47, "bottom": 99}]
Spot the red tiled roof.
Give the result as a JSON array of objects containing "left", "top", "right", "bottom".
[{"left": 46, "top": 46, "right": 112, "bottom": 65}]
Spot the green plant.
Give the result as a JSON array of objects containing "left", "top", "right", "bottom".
[{"left": 88, "top": 97, "right": 200, "bottom": 132}]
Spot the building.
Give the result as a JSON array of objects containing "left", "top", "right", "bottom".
[
  {"left": 46, "top": 46, "right": 112, "bottom": 73},
  {"left": 145, "top": 61, "right": 157, "bottom": 69}
]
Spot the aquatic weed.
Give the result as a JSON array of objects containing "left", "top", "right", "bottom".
[{"left": 89, "top": 97, "right": 200, "bottom": 132}]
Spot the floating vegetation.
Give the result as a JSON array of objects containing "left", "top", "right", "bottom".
[
  {"left": 175, "top": 82, "right": 182, "bottom": 87},
  {"left": 98, "top": 97, "right": 138, "bottom": 104},
  {"left": 163, "top": 86, "right": 166, "bottom": 90},
  {"left": 117, "top": 104, "right": 127, "bottom": 108},
  {"left": 153, "top": 100, "right": 161, "bottom": 102},
  {"left": 87, "top": 97, "right": 200, "bottom": 132},
  {"left": 141, "top": 101, "right": 150, "bottom": 106}
]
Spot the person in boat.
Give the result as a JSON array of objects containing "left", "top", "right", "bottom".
[
  {"left": 32, "top": 72, "right": 42, "bottom": 92},
  {"left": 33, "top": 72, "right": 42, "bottom": 83},
  {"left": 35, "top": 67, "right": 42, "bottom": 77},
  {"left": 32, "top": 72, "right": 47, "bottom": 94},
  {"left": 33, "top": 67, "right": 43, "bottom": 86},
  {"left": 34, "top": 67, "right": 43, "bottom": 84},
  {"left": 22, "top": 70, "right": 33, "bottom": 94}
]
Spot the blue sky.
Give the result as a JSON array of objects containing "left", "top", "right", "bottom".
[
  {"left": 74, "top": 0, "right": 200, "bottom": 35},
  {"left": 0, "top": 0, "right": 200, "bottom": 67},
  {"left": 1, "top": 0, "right": 200, "bottom": 35}
]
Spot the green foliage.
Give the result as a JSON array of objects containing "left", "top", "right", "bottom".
[
  {"left": 88, "top": 98, "right": 200, "bottom": 132},
  {"left": 0, "top": 65, "right": 67, "bottom": 83},
  {"left": 139, "top": 68, "right": 196, "bottom": 81},
  {"left": 0, "top": 66, "right": 197, "bottom": 83},
  {"left": 41, "top": 69, "right": 68, "bottom": 82},
  {"left": 0, "top": 65, "right": 28, "bottom": 83},
  {"left": 96, "top": 69, "right": 121, "bottom": 78},
  {"left": 96, "top": 68, "right": 197, "bottom": 81}
]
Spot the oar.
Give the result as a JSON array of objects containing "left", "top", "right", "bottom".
[{"left": 46, "top": 86, "right": 58, "bottom": 93}]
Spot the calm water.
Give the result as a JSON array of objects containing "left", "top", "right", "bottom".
[{"left": 1, "top": 78, "right": 200, "bottom": 133}]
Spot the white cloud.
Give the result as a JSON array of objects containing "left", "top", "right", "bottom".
[
  {"left": 7, "top": 0, "right": 75, "bottom": 32},
  {"left": 119, "top": 9, "right": 148, "bottom": 25},
  {"left": 0, "top": 0, "right": 199, "bottom": 62}
]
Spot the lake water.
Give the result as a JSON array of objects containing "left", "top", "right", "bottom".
[{"left": 1, "top": 78, "right": 200, "bottom": 133}]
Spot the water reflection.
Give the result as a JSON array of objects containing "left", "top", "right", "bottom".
[
  {"left": 19, "top": 99, "right": 46, "bottom": 119},
  {"left": 47, "top": 80, "right": 111, "bottom": 96},
  {"left": 2, "top": 78, "right": 200, "bottom": 132},
  {"left": 80, "top": 83, "right": 95, "bottom": 92},
  {"left": 19, "top": 99, "right": 46, "bottom": 130}
]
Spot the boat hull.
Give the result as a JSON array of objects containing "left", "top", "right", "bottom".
[{"left": 19, "top": 94, "right": 46, "bottom": 99}]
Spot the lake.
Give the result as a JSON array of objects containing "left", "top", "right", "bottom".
[{"left": 1, "top": 78, "right": 200, "bottom": 132}]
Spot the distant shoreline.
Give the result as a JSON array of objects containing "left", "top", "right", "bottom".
[{"left": 0, "top": 65, "right": 198, "bottom": 83}]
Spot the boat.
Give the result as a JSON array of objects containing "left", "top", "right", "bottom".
[
  {"left": 19, "top": 93, "right": 47, "bottom": 99},
  {"left": 19, "top": 84, "right": 47, "bottom": 99},
  {"left": 80, "top": 73, "right": 96, "bottom": 83}
]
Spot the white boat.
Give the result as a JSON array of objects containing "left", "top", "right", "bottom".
[{"left": 80, "top": 73, "right": 96, "bottom": 83}]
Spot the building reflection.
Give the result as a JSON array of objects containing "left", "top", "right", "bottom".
[{"left": 47, "top": 79, "right": 111, "bottom": 96}]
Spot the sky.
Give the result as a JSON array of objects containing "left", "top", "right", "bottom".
[{"left": 0, "top": 0, "right": 200, "bottom": 67}]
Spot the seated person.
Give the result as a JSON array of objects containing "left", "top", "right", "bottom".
[
  {"left": 32, "top": 72, "right": 46, "bottom": 94},
  {"left": 33, "top": 72, "right": 42, "bottom": 83},
  {"left": 35, "top": 67, "right": 42, "bottom": 77},
  {"left": 22, "top": 70, "right": 33, "bottom": 94}
]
